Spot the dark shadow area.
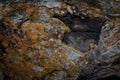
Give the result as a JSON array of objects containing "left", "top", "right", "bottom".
[
  {"left": 54, "top": 13, "right": 105, "bottom": 33},
  {"left": 54, "top": 13, "right": 105, "bottom": 52},
  {"left": 77, "top": 74, "right": 120, "bottom": 80},
  {"left": 76, "top": 64, "right": 120, "bottom": 80},
  {"left": 97, "top": 75, "right": 120, "bottom": 80}
]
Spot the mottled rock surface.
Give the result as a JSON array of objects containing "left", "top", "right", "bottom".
[
  {"left": 63, "top": 32, "right": 99, "bottom": 52},
  {"left": 77, "top": 20, "right": 120, "bottom": 80},
  {"left": 0, "top": 1, "right": 85, "bottom": 80},
  {"left": 0, "top": 0, "right": 120, "bottom": 80},
  {"left": 77, "top": 0, "right": 120, "bottom": 80}
]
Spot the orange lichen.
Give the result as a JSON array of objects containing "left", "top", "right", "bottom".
[
  {"left": 0, "top": 1, "right": 86, "bottom": 80},
  {"left": 22, "top": 22, "right": 49, "bottom": 39},
  {"left": 108, "top": 31, "right": 120, "bottom": 46},
  {"left": 7, "top": 62, "right": 34, "bottom": 77},
  {"left": 26, "top": 4, "right": 40, "bottom": 22}
]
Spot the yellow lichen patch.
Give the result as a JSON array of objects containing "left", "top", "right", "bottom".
[
  {"left": 47, "top": 50, "right": 68, "bottom": 70},
  {"left": 0, "top": 1, "right": 40, "bottom": 27},
  {"left": 43, "top": 62, "right": 54, "bottom": 72},
  {"left": 2, "top": 18, "right": 16, "bottom": 29},
  {"left": 22, "top": 22, "right": 49, "bottom": 42},
  {"left": 49, "top": 18, "right": 70, "bottom": 39},
  {"left": 34, "top": 58, "right": 55, "bottom": 77},
  {"left": 26, "top": 4, "right": 40, "bottom": 22},
  {"left": 32, "top": 49, "right": 69, "bottom": 77},
  {"left": 113, "top": 18, "right": 120, "bottom": 27},
  {"left": 2, "top": 39, "right": 9, "bottom": 47},
  {"left": 6, "top": 47, "right": 19, "bottom": 55},
  {"left": 4, "top": 48, "right": 20, "bottom": 63},
  {"left": 7, "top": 62, "right": 34, "bottom": 77},
  {"left": 67, "top": 65, "right": 83, "bottom": 75}
]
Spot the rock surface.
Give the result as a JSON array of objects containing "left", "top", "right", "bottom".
[{"left": 0, "top": 0, "right": 120, "bottom": 80}]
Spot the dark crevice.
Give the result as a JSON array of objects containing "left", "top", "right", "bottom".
[
  {"left": 77, "top": 65, "right": 120, "bottom": 80},
  {"left": 97, "top": 75, "right": 120, "bottom": 80},
  {"left": 54, "top": 13, "right": 105, "bottom": 52},
  {"left": 54, "top": 13, "right": 105, "bottom": 33},
  {"left": 0, "top": 40, "right": 6, "bottom": 54},
  {"left": 77, "top": 74, "right": 120, "bottom": 80}
]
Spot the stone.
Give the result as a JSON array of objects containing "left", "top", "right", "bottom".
[
  {"left": 0, "top": 0, "right": 120, "bottom": 80},
  {"left": 63, "top": 32, "right": 98, "bottom": 52},
  {"left": 33, "top": 66, "right": 44, "bottom": 72},
  {"left": 41, "top": 1, "right": 62, "bottom": 8},
  {"left": 56, "top": 39, "right": 62, "bottom": 45},
  {"left": 38, "top": 13, "right": 51, "bottom": 23},
  {"left": 44, "top": 25, "right": 53, "bottom": 32},
  {"left": 44, "top": 48, "right": 55, "bottom": 57},
  {"left": 53, "top": 71, "right": 67, "bottom": 80},
  {"left": 98, "top": 0, "right": 120, "bottom": 17},
  {"left": 63, "top": 45, "right": 82, "bottom": 60},
  {"left": 10, "top": 11, "right": 28, "bottom": 24}
]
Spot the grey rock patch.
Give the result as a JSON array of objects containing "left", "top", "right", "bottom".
[
  {"left": 38, "top": 13, "right": 51, "bottom": 23},
  {"left": 44, "top": 48, "right": 55, "bottom": 56},
  {"left": 41, "top": 1, "right": 61, "bottom": 8},
  {"left": 53, "top": 71, "right": 67, "bottom": 80},
  {"left": 63, "top": 45, "right": 81, "bottom": 60},
  {"left": 10, "top": 11, "right": 28, "bottom": 24},
  {"left": 102, "top": 40, "right": 120, "bottom": 60},
  {"left": 63, "top": 32, "right": 97, "bottom": 52},
  {"left": 33, "top": 66, "right": 44, "bottom": 72},
  {"left": 56, "top": 39, "right": 62, "bottom": 45}
]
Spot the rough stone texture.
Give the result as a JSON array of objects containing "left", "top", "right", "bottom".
[
  {"left": 0, "top": 1, "right": 85, "bottom": 80},
  {"left": 63, "top": 32, "right": 99, "bottom": 52},
  {"left": 77, "top": 20, "right": 120, "bottom": 80},
  {"left": 0, "top": 0, "right": 120, "bottom": 80},
  {"left": 76, "top": 0, "right": 120, "bottom": 80},
  {"left": 91, "top": 22, "right": 120, "bottom": 64},
  {"left": 98, "top": 0, "right": 120, "bottom": 17}
]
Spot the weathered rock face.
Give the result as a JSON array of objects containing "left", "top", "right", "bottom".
[
  {"left": 90, "top": 21, "right": 120, "bottom": 64},
  {"left": 98, "top": 0, "right": 120, "bottom": 17},
  {"left": 63, "top": 32, "right": 99, "bottom": 52},
  {"left": 77, "top": 20, "right": 120, "bottom": 80},
  {"left": 76, "top": 0, "right": 120, "bottom": 80},
  {"left": 0, "top": 0, "right": 120, "bottom": 80},
  {"left": 0, "top": 1, "right": 86, "bottom": 80}
]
